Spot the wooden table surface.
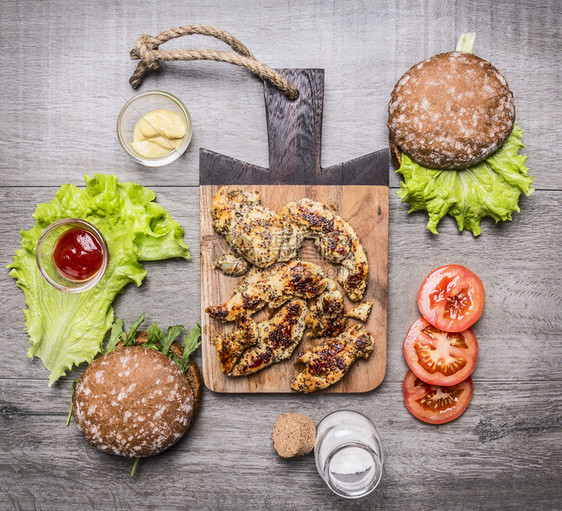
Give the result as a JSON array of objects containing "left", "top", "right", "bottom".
[{"left": 1, "top": 1, "right": 560, "bottom": 509}]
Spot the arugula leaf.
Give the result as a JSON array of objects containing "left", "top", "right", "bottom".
[
  {"left": 65, "top": 379, "right": 79, "bottom": 427},
  {"left": 124, "top": 313, "right": 145, "bottom": 346},
  {"left": 101, "top": 315, "right": 199, "bottom": 374},
  {"left": 142, "top": 322, "right": 163, "bottom": 350},
  {"left": 8, "top": 174, "right": 189, "bottom": 385},
  {"left": 130, "top": 458, "right": 140, "bottom": 477},
  {"left": 180, "top": 325, "right": 201, "bottom": 372},
  {"left": 147, "top": 322, "right": 163, "bottom": 343},
  {"left": 103, "top": 319, "right": 125, "bottom": 355},
  {"left": 160, "top": 325, "right": 185, "bottom": 356},
  {"left": 396, "top": 124, "right": 534, "bottom": 236}
]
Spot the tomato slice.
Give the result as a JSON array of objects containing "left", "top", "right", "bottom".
[
  {"left": 403, "top": 370, "right": 473, "bottom": 424},
  {"left": 403, "top": 317, "right": 478, "bottom": 386},
  {"left": 418, "top": 264, "right": 485, "bottom": 332}
]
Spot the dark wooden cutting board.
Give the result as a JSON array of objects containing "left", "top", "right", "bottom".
[{"left": 200, "top": 69, "right": 388, "bottom": 393}]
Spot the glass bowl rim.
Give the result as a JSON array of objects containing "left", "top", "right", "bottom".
[
  {"left": 36, "top": 218, "right": 109, "bottom": 293},
  {"left": 116, "top": 90, "right": 193, "bottom": 166}
]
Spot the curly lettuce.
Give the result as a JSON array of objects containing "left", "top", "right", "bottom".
[
  {"left": 8, "top": 174, "right": 189, "bottom": 385},
  {"left": 397, "top": 124, "right": 534, "bottom": 236},
  {"left": 396, "top": 33, "right": 534, "bottom": 236}
]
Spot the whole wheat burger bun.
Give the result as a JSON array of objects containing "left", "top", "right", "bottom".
[
  {"left": 72, "top": 336, "right": 202, "bottom": 459},
  {"left": 388, "top": 51, "right": 515, "bottom": 169}
]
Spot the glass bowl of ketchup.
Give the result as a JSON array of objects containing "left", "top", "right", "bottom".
[{"left": 36, "top": 218, "right": 109, "bottom": 293}]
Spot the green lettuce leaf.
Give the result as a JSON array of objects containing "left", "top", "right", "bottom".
[
  {"left": 8, "top": 174, "right": 189, "bottom": 385},
  {"left": 396, "top": 124, "right": 534, "bottom": 236},
  {"left": 455, "top": 32, "right": 476, "bottom": 52}
]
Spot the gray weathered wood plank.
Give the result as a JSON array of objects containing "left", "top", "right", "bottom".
[
  {"left": 1, "top": 380, "right": 560, "bottom": 510},
  {"left": 1, "top": 188, "right": 560, "bottom": 383},
  {"left": 1, "top": 0, "right": 561, "bottom": 509},
  {"left": 0, "top": 0, "right": 559, "bottom": 189}
]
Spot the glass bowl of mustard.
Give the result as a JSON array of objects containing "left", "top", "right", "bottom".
[{"left": 117, "top": 90, "right": 193, "bottom": 167}]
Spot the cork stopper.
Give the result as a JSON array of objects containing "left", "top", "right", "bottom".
[{"left": 272, "top": 412, "right": 316, "bottom": 458}]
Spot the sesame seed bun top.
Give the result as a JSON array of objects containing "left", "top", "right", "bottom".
[
  {"left": 72, "top": 345, "right": 195, "bottom": 458},
  {"left": 388, "top": 51, "right": 515, "bottom": 169}
]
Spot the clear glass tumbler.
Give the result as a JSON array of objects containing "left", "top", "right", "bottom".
[{"left": 315, "top": 410, "right": 383, "bottom": 499}]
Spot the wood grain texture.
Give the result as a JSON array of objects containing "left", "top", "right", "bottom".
[
  {"left": 200, "top": 185, "right": 388, "bottom": 393},
  {"left": 1, "top": 379, "right": 560, "bottom": 510},
  {"left": 1, "top": 0, "right": 561, "bottom": 509},
  {"left": 2, "top": 188, "right": 560, "bottom": 385},
  {"left": 199, "top": 68, "right": 388, "bottom": 393},
  {"left": 199, "top": 67, "right": 388, "bottom": 186},
  {"left": 265, "top": 69, "right": 324, "bottom": 178},
  {"left": 0, "top": 0, "right": 557, "bottom": 190}
]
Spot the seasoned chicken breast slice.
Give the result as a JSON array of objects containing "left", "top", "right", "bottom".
[
  {"left": 229, "top": 300, "right": 308, "bottom": 376},
  {"left": 280, "top": 198, "right": 369, "bottom": 301},
  {"left": 214, "top": 253, "right": 251, "bottom": 277},
  {"left": 206, "top": 260, "right": 328, "bottom": 322},
  {"left": 215, "top": 314, "right": 259, "bottom": 374},
  {"left": 211, "top": 188, "right": 369, "bottom": 301},
  {"left": 211, "top": 187, "right": 301, "bottom": 268},
  {"left": 346, "top": 300, "right": 374, "bottom": 322},
  {"left": 280, "top": 199, "right": 353, "bottom": 263},
  {"left": 211, "top": 187, "right": 261, "bottom": 235},
  {"left": 305, "top": 279, "right": 346, "bottom": 338},
  {"left": 290, "top": 324, "right": 375, "bottom": 393}
]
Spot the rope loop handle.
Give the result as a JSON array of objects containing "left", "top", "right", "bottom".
[{"left": 129, "top": 24, "right": 299, "bottom": 100}]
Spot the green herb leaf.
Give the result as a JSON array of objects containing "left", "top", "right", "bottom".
[
  {"left": 103, "top": 319, "right": 126, "bottom": 355},
  {"left": 160, "top": 325, "right": 185, "bottom": 356},
  {"left": 104, "top": 315, "right": 198, "bottom": 371},
  {"left": 147, "top": 322, "right": 163, "bottom": 344},
  {"left": 142, "top": 322, "right": 163, "bottom": 349},
  {"left": 130, "top": 458, "right": 140, "bottom": 477},
  {"left": 65, "top": 379, "right": 79, "bottom": 427},
  {"left": 396, "top": 124, "right": 534, "bottom": 236},
  {"left": 180, "top": 325, "right": 201, "bottom": 372},
  {"left": 124, "top": 313, "right": 145, "bottom": 346},
  {"left": 8, "top": 174, "right": 189, "bottom": 385},
  {"left": 455, "top": 32, "right": 476, "bottom": 53}
]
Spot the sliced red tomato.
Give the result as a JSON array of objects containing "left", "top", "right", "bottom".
[
  {"left": 403, "top": 317, "right": 478, "bottom": 386},
  {"left": 403, "top": 370, "right": 474, "bottom": 424},
  {"left": 418, "top": 264, "right": 485, "bottom": 332}
]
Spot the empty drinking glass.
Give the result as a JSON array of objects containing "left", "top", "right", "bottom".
[{"left": 314, "top": 410, "right": 383, "bottom": 499}]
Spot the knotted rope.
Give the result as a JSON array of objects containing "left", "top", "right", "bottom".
[{"left": 129, "top": 24, "right": 299, "bottom": 100}]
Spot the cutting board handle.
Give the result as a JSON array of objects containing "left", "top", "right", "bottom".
[
  {"left": 199, "top": 68, "right": 388, "bottom": 186},
  {"left": 264, "top": 69, "right": 324, "bottom": 182}
]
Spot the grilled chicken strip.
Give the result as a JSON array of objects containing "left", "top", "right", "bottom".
[
  {"left": 280, "top": 199, "right": 368, "bottom": 301},
  {"left": 347, "top": 300, "right": 374, "bottom": 322},
  {"left": 211, "top": 187, "right": 303, "bottom": 267},
  {"left": 210, "top": 188, "right": 369, "bottom": 301},
  {"left": 229, "top": 300, "right": 307, "bottom": 376},
  {"left": 305, "top": 279, "right": 346, "bottom": 338},
  {"left": 206, "top": 260, "right": 328, "bottom": 322},
  {"left": 215, "top": 314, "right": 258, "bottom": 374},
  {"left": 214, "top": 253, "right": 251, "bottom": 277},
  {"left": 290, "top": 324, "right": 375, "bottom": 393}
]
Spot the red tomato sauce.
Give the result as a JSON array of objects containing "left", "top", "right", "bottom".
[{"left": 52, "top": 227, "right": 103, "bottom": 281}]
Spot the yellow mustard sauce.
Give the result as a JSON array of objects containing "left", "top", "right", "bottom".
[{"left": 132, "top": 109, "right": 187, "bottom": 158}]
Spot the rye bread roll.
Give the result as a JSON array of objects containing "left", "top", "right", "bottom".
[
  {"left": 272, "top": 413, "right": 316, "bottom": 458},
  {"left": 72, "top": 333, "right": 202, "bottom": 459},
  {"left": 388, "top": 51, "right": 515, "bottom": 169}
]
